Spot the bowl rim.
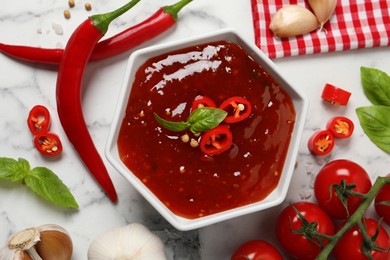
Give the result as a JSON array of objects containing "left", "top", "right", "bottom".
[{"left": 105, "top": 28, "right": 309, "bottom": 231}]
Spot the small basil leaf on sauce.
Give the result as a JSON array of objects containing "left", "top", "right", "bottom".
[
  {"left": 356, "top": 106, "right": 390, "bottom": 153},
  {"left": 361, "top": 67, "right": 390, "bottom": 106},
  {"left": 153, "top": 113, "right": 191, "bottom": 132},
  {"left": 188, "top": 107, "right": 227, "bottom": 133}
]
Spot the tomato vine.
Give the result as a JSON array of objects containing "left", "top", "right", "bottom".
[{"left": 316, "top": 176, "right": 390, "bottom": 259}]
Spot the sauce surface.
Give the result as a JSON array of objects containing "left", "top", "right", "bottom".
[{"left": 118, "top": 41, "right": 296, "bottom": 219}]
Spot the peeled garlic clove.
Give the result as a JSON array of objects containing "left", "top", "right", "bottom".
[
  {"left": 308, "top": 0, "right": 337, "bottom": 30},
  {"left": 88, "top": 223, "right": 167, "bottom": 260},
  {"left": 270, "top": 5, "right": 319, "bottom": 38},
  {"left": 0, "top": 224, "right": 73, "bottom": 260}
]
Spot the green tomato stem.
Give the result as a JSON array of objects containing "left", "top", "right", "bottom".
[{"left": 315, "top": 176, "right": 390, "bottom": 260}]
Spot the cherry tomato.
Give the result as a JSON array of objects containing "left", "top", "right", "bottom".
[
  {"left": 314, "top": 159, "right": 372, "bottom": 219},
  {"left": 33, "top": 132, "right": 63, "bottom": 156},
  {"left": 231, "top": 240, "right": 283, "bottom": 260},
  {"left": 308, "top": 129, "right": 335, "bottom": 156},
  {"left": 275, "top": 202, "right": 335, "bottom": 260},
  {"left": 326, "top": 116, "right": 354, "bottom": 138},
  {"left": 321, "top": 83, "right": 351, "bottom": 106},
  {"left": 27, "top": 105, "right": 51, "bottom": 135},
  {"left": 191, "top": 95, "right": 217, "bottom": 112},
  {"left": 334, "top": 218, "right": 390, "bottom": 260},
  {"left": 375, "top": 174, "right": 390, "bottom": 225},
  {"left": 199, "top": 125, "right": 233, "bottom": 155},
  {"left": 219, "top": 96, "right": 252, "bottom": 123}
]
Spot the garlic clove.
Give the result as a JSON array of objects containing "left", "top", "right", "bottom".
[
  {"left": 269, "top": 5, "right": 319, "bottom": 38},
  {"left": 88, "top": 223, "right": 167, "bottom": 260},
  {"left": 36, "top": 225, "right": 73, "bottom": 260},
  {"left": 0, "top": 224, "right": 73, "bottom": 260},
  {"left": 308, "top": 0, "right": 337, "bottom": 30}
]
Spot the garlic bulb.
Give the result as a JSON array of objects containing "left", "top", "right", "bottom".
[
  {"left": 270, "top": 5, "right": 319, "bottom": 38},
  {"left": 308, "top": 0, "right": 337, "bottom": 30},
  {"left": 88, "top": 223, "right": 167, "bottom": 260},
  {"left": 0, "top": 224, "right": 73, "bottom": 260}
]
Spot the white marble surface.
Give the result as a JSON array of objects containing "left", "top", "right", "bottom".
[{"left": 0, "top": 0, "right": 389, "bottom": 259}]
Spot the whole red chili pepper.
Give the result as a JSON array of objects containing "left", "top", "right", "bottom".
[
  {"left": 56, "top": 0, "right": 141, "bottom": 203},
  {"left": 90, "top": 0, "right": 192, "bottom": 61},
  {"left": 0, "top": 0, "right": 192, "bottom": 65}
]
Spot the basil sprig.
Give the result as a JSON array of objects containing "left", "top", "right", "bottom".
[
  {"left": 357, "top": 67, "right": 390, "bottom": 153},
  {"left": 154, "top": 107, "right": 228, "bottom": 133},
  {"left": 0, "top": 157, "right": 79, "bottom": 208}
]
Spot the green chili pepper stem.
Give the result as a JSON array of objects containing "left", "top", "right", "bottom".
[
  {"left": 163, "top": 0, "right": 193, "bottom": 20},
  {"left": 90, "top": 0, "right": 141, "bottom": 35},
  {"left": 315, "top": 176, "right": 390, "bottom": 260}
]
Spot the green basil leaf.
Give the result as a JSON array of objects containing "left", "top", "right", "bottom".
[
  {"left": 25, "top": 167, "right": 79, "bottom": 208},
  {"left": 361, "top": 67, "right": 390, "bottom": 106},
  {"left": 356, "top": 106, "right": 390, "bottom": 153},
  {"left": 188, "top": 107, "right": 227, "bottom": 133},
  {"left": 0, "top": 157, "right": 30, "bottom": 182},
  {"left": 153, "top": 113, "right": 190, "bottom": 132}
]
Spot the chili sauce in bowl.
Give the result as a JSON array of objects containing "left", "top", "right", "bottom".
[
  {"left": 106, "top": 29, "right": 308, "bottom": 230},
  {"left": 117, "top": 41, "right": 295, "bottom": 218}
]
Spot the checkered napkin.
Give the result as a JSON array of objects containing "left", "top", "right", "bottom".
[{"left": 250, "top": 0, "right": 390, "bottom": 59}]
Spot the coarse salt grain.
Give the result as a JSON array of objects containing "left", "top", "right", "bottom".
[{"left": 52, "top": 23, "right": 64, "bottom": 35}]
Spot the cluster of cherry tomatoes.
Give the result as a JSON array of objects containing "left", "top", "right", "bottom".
[{"left": 231, "top": 159, "right": 390, "bottom": 260}]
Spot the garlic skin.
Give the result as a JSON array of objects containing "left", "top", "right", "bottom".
[
  {"left": 0, "top": 224, "right": 73, "bottom": 260},
  {"left": 308, "top": 0, "right": 337, "bottom": 30},
  {"left": 88, "top": 223, "right": 167, "bottom": 260},
  {"left": 270, "top": 5, "right": 319, "bottom": 38}
]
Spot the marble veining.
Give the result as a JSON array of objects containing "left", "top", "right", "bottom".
[{"left": 0, "top": 0, "right": 389, "bottom": 259}]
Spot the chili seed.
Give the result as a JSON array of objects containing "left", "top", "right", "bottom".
[
  {"left": 68, "top": 0, "right": 75, "bottom": 8},
  {"left": 190, "top": 139, "right": 199, "bottom": 148},
  {"left": 181, "top": 134, "right": 190, "bottom": 143},
  {"left": 64, "top": 10, "right": 71, "bottom": 19},
  {"left": 85, "top": 3, "right": 92, "bottom": 11}
]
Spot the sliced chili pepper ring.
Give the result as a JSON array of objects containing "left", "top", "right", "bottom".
[
  {"left": 200, "top": 125, "right": 233, "bottom": 155},
  {"left": 27, "top": 105, "right": 51, "bottom": 135},
  {"left": 191, "top": 95, "right": 217, "bottom": 112},
  {"left": 326, "top": 116, "right": 354, "bottom": 138},
  {"left": 33, "top": 132, "right": 63, "bottom": 156},
  {"left": 219, "top": 96, "right": 252, "bottom": 123},
  {"left": 321, "top": 83, "right": 351, "bottom": 106},
  {"left": 308, "top": 130, "right": 335, "bottom": 156}
]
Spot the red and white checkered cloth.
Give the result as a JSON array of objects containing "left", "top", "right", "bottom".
[{"left": 251, "top": 0, "right": 390, "bottom": 59}]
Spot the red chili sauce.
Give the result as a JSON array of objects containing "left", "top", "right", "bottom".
[{"left": 118, "top": 41, "right": 296, "bottom": 219}]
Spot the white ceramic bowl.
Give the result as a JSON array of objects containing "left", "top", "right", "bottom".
[{"left": 106, "top": 28, "right": 308, "bottom": 231}]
